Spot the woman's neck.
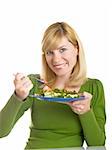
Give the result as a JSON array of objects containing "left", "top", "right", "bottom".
[
  {"left": 52, "top": 75, "right": 80, "bottom": 93},
  {"left": 52, "top": 75, "right": 69, "bottom": 89}
]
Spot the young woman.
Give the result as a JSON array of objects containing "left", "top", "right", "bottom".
[{"left": 0, "top": 22, "right": 106, "bottom": 149}]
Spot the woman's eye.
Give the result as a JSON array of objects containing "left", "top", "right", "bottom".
[
  {"left": 46, "top": 51, "right": 53, "bottom": 56},
  {"left": 59, "top": 48, "right": 67, "bottom": 53}
]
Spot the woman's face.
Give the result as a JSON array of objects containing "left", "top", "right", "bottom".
[{"left": 45, "top": 36, "right": 78, "bottom": 77}]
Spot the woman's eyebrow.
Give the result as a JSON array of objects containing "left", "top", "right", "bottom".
[{"left": 57, "top": 45, "right": 66, "bottom": 49}]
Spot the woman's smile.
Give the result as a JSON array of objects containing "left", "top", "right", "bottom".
[{"left": 53, "top": 63, "right": 67, "bottom": 69}]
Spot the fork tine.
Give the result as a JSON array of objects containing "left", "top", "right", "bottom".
[
  {"left": 31, "top": 76, "right": 54, "bottom": 87},
  {"left": 36, "top": 78, "right": 45, "bottom": 84},
  {"left": 31, "top": 76, "right": 45, "bottom": 84}
]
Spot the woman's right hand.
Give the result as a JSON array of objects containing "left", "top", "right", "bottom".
[{"left": 13, "top": 73, "right": 33, "bottom": 100}]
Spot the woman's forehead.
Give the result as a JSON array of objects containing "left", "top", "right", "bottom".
[
  {"left": 55, "top": 37, "right": 73, "bottom": 47},
  {"left": 43, "top": 35, "right": 75, "bottom": 52},
  {"left": 51, "top": 37, "right": 69, "bottom": 48}
]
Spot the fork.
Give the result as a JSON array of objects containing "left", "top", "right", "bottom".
[
  {"left": 35, "top": 78, "right": 45, "bottom": 84},
  {"left": 31, "top": 76, "right": 53, "bottom": 88}
]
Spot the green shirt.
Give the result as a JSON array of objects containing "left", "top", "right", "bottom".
[{"left": 0, "top": 74, "right": 106, "bottom": 149}]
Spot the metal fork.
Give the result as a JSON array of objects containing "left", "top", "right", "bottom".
[{"left": 31, "top": 76, "right": 53, "bottom": 88}]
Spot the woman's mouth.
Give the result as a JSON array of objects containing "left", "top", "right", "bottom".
[{"left": 53, "top": 63, "right": 67, "bottom": 69}]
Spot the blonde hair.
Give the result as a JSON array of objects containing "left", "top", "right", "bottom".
[{"left": 41, "top": 22, "right": 87, "bottom": 87}]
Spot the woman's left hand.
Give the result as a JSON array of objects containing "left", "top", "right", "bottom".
[{"left": 66, "top": 92, "right": 92, "bottom": 115}]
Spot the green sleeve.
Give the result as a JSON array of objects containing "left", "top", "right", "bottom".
[
  {"left": 79, "top": 79, "right": 106, "bottom": 146},
  {"left": 0, "top": 93, "right": 33, "bottom": 137},
  {"left": 0, "top": 74, "right": 38, "bottom": 138}
]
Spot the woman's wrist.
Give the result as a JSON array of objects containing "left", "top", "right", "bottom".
[{"left": 14, "top": 91, "right": 26, "bottom": 101}]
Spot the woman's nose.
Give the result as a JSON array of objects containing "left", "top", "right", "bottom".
[{"left": 52, "top": 52, "right": 61, "bottom": 63}]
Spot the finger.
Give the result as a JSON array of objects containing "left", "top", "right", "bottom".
[
  {"left": 78, "top": 92, "right": 84, "bottom": 96},
  {"left": 72, "top": 105, "right": 85, "bottom": 114},
  {"left": 71, "top": 101, "right": 82, "bottom": 105},
  {"left": 22, "top": 81, "right": 33, "bottom": 88},
  {"left": 19, "top": 76, "right": 30, "bottom": 83},
  {"left": 16, "top": 82, "right": 33, "bottom": 94},
  {"left": 76, "top": 108, "right": 82, "bottom": 114},
  {"left": 74, "top": 105, "right": 84, "bottom": 109},
  {"left": 43, "top": 85, "right": 51, "bottom": 91},
  {"left": 14, "top": 73, "right": 25, "bottom": 81}
]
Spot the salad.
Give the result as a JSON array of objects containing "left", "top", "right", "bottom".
[{"left": 35, "top": 89, "right": 80, "bottom": 98}]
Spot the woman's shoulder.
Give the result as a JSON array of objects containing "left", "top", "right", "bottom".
[
  {"left": 87, "top": 78, "right": 103, "bottom": 84},
  {"left": 87, "top": 78, "right": 102, "bottom": 83},
  {"left": 81, "top": 78, "right": 104, "bottom": 95},
  {"left": 85, "top": 78, "right": 104, "bottom": 89}
]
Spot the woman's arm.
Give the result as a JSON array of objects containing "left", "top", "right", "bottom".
[
  {"left": 0, "top": 93, "right": 33, "bottom": 137},
  {"left": 79, "top": 79, "right": 106, "bottom": 146},
  {"left": 0, "top": 73, "right": 36, "bottom": 138}
]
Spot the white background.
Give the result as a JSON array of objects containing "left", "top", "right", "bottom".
[{"left": 0, "top": 0, "right": 111, "bottom": 149}]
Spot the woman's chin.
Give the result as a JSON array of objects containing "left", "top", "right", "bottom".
[{"left": 54, "top": 70, "right": 70, "bottom": 77}]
